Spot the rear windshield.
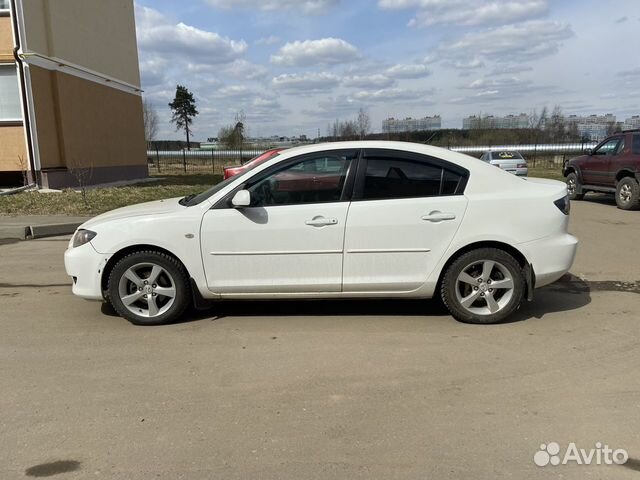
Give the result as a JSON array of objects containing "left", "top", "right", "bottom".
[{"left": 491, "top": 151, "right": 523, "bottom": 160}]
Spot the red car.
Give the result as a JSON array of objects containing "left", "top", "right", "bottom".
[{"left": 223, "top": 149, "right": 284, "bottom": 180}]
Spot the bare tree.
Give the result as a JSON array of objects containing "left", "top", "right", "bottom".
[
  {"left": 142, "top": 98, "right": 159, "bottom": 142},
  {"left": 16, "top": 155, "right": 29, "bottom": 187},
  {"left": 357, "top": 108, "right": 371, "bottom": 139},
  {"left": 67, "top": 157, "right": 94, "bottom": 207}
]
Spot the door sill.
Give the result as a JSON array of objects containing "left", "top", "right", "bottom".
[{"left": 583, "top": 184, "right": 616, "bottom": 193}]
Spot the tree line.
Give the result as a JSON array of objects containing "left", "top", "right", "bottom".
[{"left": 145, "top": 88, "right": 617, "bottom": 149}]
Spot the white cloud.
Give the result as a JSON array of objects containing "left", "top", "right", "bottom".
[
  {"left": 343, "top": 74, "right": 395, "bottom": 88},
  {"left": 136, "top": 5, "right": 247, "bottom": 63},
  {"left": 352, "top": 87, "right": 435, "bottom": 103},
  {"left": 271, "top": 38, "right": 360, "bottom": 66},
  {"left": 271, "top": 72, "right": 340, "bottom": 93},
  {"left": 223, "top": 60, "right": 269, "bottom": 80},
  {"left": 255, "top": 36, "right": 280, "bottom": 46},
  {"left": 464, "top": 76, "right": 529, "bottom": 90},
  {"left": 378, "top": 0, "right": 548, "bottom": 27},
  {"left": 439, "top": 20, "right": 573, "bottom": 64},
  {"left": 206, "top": 0, "right": 338, "bottom": 15},
  {"left": 490, "top": 64, "right": 533, "bottom": 75},
  {"left": 618, "top": 68, "right": 640, "bottom": 78},
  {"left": 385, "top": 63, "right": 431, "bottom": 79}
]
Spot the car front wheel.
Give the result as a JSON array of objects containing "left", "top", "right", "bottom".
[
  {"left": 615, "top": 177, "right": 640, "bottom": 210},
  {"left": 107, "top": 251, "right": 191, "bottom": 325},
  {"left": 566, "top": 172, "right": 584, "bottom": 201},
  {"left": 441, "top": 248, "right": 526, "bottom": 324}
]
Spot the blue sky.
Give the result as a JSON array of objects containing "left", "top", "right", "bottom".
[{"left": 135, "top": 0, "right": 640, "bottom": 141}]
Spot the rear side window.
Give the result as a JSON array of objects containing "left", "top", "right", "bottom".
[
  {"left": 633, "top": 135, "right": 640, "bottom": 154},
  {"left": 359, "top": 151, "right": 467, "bottom": 200}
]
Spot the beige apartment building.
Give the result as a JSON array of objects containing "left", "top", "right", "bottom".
[{"left": 0, "top": 0, "right": 147, "bottom": 188}]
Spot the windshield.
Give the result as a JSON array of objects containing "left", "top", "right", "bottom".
[{"left": 183, "top": 159, "right": 265, "bottom": 206}]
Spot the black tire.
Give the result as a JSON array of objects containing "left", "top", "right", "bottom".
[
  {"left": 615, "top": 177, "right": 640, "bottom": 210},
  {"left": 440, "top": 248, "right": 526, "bottom": 324},
  {"left": 107, "top": 250, "right": 191, "bottom": 325},
  {"left": 566, "top": 172, "right": 585, "bottom": 201}
]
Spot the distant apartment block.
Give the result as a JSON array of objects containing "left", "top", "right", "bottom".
[
  {"left": 462, "top": 113, "right": 529, "bottom": 130},
  {"left": 0, "top": 0, "right": 147, "bottom": 188},
  {"left": 382, "top": 115, "right": 442, "bottom": 133},
  {"left": 566, "top": 114, "right": 616, "bottom": 142},
  {"left": 623, "top": 115, "right": 640, "bottom": 131}
]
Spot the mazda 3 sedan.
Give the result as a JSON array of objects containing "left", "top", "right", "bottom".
[{"left": 65, "top": 141, "right": 578, "bottom": 325}]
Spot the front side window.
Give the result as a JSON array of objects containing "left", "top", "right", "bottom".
[
  {"left": 0, "top": 0, "right": 9, "bottom": 11},
  {"left": 593, "top": 138, "right": 620, "bottom": 156},
  {"left": 633, "top": 135, "right": 640, "bottom": 155},
  {"left": 246, "top": 151, "right": 355, "bottom": 207},
  {"left": 0, "top": 67, "right": 22, "bottom": 121},
  {"left": 360, "top": 152, "right": 465, "bottom": 200}
]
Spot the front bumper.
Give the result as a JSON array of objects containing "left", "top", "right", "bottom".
[
  {"left": 64, "top": 242, "right": 110, "bottom": 301},
  {"left": 519, "top": 233, "right": 578, "bottom": 288}
]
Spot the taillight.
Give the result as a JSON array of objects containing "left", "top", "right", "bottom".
[{"left": 554, "top": 195, "right": 570, "bottom": 215}]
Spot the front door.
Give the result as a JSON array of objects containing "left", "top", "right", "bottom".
[
  {"left": 200, "top": 150, "right": 358, "bottom": 294},
  {"left": 343, "top": 149, "right": 468, "bottom": 292},
  {"left": 583, "top": 136, "right": 621, "bottom": 186}
]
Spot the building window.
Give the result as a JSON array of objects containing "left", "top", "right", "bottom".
[
  {"left": 0, "top": 67, "right": 22, "bottom": 121},
  {"left": 0, "top": 0, "right": 9, "bottom": 11}
]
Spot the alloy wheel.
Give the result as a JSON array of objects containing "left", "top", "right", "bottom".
[
  {"left": 455, "top": 260, "right": 515, "bottom": 316},
  {"left": 117, "top": 262, "right": 177, "bottom": 318},
  {"left": 619, "top": 184, "right": 632, "bottom": 204}
]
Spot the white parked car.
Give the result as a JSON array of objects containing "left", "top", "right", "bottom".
[
  {"left": 64, "top": 141, "right": 577, "bottom": 325},
  {"left": 480, "top": 150, "right": 528, "bottom": 176}
]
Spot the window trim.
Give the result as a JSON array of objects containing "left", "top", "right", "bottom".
[
  {"left": 351, "top": 149, "right": 469, "bottom": 202},
  {"left": 212, "top": 149, "right": 361, "bottom": 209}
]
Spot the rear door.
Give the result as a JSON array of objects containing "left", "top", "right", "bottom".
[{"left": 342, "top": 149, "right": 468, "bottom": 293}]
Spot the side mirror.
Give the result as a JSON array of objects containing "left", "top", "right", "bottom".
[
  {"left": 231, "top": 190, "right": 251, "bottom": 208},
  {"left": 585, "top": 148, "right": 593, "bottom": 155}
]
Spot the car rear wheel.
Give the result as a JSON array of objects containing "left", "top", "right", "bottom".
[
  {"left": 566, "top": 172, "right": 584, "bottom": 201},
  {"left": 107, "top": 251, "right": 191, "bottom": 325},
  {"left": 615, "top": 177, "right": 640, "bottom": 210},
  {"left": 441, "top": 248, "right": 525, "bottom": 324}
]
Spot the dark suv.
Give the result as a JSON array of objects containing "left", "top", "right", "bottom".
[{"left": 563, "top": 130, "right": 640, "bottom": 210}]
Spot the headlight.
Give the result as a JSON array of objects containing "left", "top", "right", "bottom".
[{"left": 72, "top": 229, "right": 97, "bottom": 248}]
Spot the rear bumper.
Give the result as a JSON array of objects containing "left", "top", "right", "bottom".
[
  {"left": 519, "top": 233, "right": 578, "bottom": 288},
  {"left": 64, "top": 243, "right": 109, "bottom": 301}
]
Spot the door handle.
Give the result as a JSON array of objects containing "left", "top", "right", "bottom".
[
  {"left": 305, "top": 217, "right": 338, "bottom": 227},
  {"left": 421, "top": 211, "right": 456, "bottom": 223}
]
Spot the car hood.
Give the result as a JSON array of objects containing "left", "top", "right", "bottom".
[{"left": 81, "top": 197, "right": 185, "bottom": 229}]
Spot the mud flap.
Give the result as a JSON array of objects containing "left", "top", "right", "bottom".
[{"left": 524, "top": 264, "right": 535, "bottom": 302}]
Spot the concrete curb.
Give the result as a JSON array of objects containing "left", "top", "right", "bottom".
[
  {"left": 0, "top": 223, "right": 81, "bottom": 241},
  {"left": 28, "top": 222, "right": 82, "bottom": 239}
]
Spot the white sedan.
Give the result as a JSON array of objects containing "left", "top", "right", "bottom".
[{"left": 64, "top": 141, "right": 578, "bottom": 325}]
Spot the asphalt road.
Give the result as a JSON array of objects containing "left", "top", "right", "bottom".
[{"left": 1, "top": 196, "right": 638, "bottom": 479}]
